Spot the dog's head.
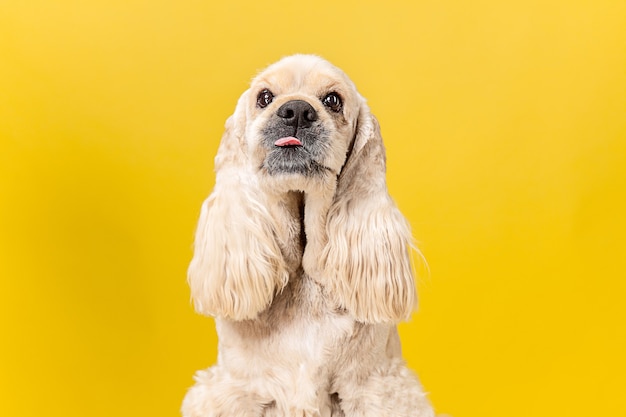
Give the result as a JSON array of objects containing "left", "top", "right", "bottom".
[
  {"left": 232, "top": 55, "right": 363, "bottom": 194},
  {"left": 189, "top": 55, "right": 416, "bottom": 323}
]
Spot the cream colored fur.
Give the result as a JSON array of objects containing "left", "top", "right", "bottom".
[{"left": 183, "top": 55, "right": 435, "bottom": 417}]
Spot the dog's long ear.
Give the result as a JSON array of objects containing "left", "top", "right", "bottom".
[
  {"left": 187, "top": 92, "right": 289, "bottom": 320},
  {"left": 320, "top": 102, "right": 416, "bottom": 323}
]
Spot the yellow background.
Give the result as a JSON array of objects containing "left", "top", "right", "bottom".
[{"left": 1, "top": 1, "right": 625, "bottom": 416}]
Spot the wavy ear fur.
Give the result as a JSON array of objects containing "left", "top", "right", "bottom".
[
  {"left": 320, "top": 104, "right": 417, "bottom": 323},
  {"left": 187, "top": 93, "right": 289, "bottom": 320}
]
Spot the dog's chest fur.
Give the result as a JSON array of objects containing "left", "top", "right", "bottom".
[
  {"left": 214, "top": 270, "right": 399, "bottom": 414},
  {"left": 216, "top": 272, "right": 353, "bottom": 382}
]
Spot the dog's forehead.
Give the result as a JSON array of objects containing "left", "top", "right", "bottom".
[{"left": 252, "top": 56, "right": 351, "bottom": 97}]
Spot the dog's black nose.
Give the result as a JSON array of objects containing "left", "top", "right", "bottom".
[{"left": 276, "top": 100, "right": 318, "bottom": 128}]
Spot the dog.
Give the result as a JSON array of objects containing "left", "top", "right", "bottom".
[{"left": 182, "top": 54, "right": 435, "bottom": 417}]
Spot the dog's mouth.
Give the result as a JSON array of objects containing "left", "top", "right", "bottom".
[
  {"left": 263, "top": 146, "right": 330, "bottom": 177},
  {"left": 261, "top": 126, "right": 333, "bottom": 177}
]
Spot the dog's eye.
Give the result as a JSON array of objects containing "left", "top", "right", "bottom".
[
  {"left": 322, "top": 92, "right": 342, "bottom": 113},
  {"left": 256, "top": 89, "right": 274, "bottom": 108}
]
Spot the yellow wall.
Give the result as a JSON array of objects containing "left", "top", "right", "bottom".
[{"left": 1, "top": 1, "right": 625, "bottom": 416}]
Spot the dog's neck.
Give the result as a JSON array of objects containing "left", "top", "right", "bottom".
[
  {"left": 271, "top": 191, "right": 306, "bottom": 273},
  {"left": 267, "top": 188, "right": 334, "bottom": 281}
]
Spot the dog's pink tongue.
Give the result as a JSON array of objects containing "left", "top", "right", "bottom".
[{"left": 274, "top": 136, "right": 302, "bottom": 147}]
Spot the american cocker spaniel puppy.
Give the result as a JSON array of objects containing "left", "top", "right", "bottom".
[{"left": 182, "top": 54, "right": 435, "bottom": 417}]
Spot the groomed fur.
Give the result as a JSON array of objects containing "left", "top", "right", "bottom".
[
  {"left": 320, "top": 106, "right": 416, "bottom": 323},
  {"left": 183, "top": 54, "right": 435, "bottom": 417},
  {"left": 188, "top": 94, "right": 290, "bottom": 320}
]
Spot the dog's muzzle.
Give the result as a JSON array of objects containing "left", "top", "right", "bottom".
[{"left": 261, "top": 100, "right": 331, "bottom": 177}]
